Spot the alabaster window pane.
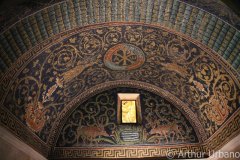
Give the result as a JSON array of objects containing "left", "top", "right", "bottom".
[{"left": 121, "top": 100, "right": 137, "bottom": 123}]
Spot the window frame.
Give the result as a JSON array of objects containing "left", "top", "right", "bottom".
[{"left": 117, "top": 93, "right": 142, "bottom": 124}]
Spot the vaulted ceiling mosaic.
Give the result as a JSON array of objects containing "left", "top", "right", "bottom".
[{"left": 0, "top": 0, "right": 239, "bottom": 159}]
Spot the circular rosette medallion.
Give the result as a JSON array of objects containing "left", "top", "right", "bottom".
[{"left": 104, "top": 43, "right": 145, "bottom": 70}]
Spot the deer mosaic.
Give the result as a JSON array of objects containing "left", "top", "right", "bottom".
[
  {"left": 146, "top": 115, "right": 184, "bottom": 144},
  {"left": 149, "top": 121, "right": 184, "bottom": 143},
  {"left": 76, "top": 125, "right": 109, "bottom": 145}
]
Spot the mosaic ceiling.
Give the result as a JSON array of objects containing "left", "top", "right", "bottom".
[{"left": 0, "top": 0, "right": 239, "bottom": 159}]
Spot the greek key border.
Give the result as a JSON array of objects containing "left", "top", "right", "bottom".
[{"left": 50, "top": 145, "right": 206, "bottom": 159}]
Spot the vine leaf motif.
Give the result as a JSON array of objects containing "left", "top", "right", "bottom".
[{"left": 69, "top": 37, "right": 76, "bottom": 43}]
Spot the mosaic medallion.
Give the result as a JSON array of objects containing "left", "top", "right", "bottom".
[{"left": 104, "top": 43, "right": 145, "bottom": 70}]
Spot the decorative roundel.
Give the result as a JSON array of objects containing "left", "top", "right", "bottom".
[{"left": 104, "top": 43, "right": 145, "bottom": 70}]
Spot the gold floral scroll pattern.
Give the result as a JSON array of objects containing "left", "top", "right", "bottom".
[
  {"left": 143, "top": 92, "right": 197, "bottom": 144},
  {"left": 189, "top": 56, "right": 238, "bottom": 135},
  {"left": 2, "top": 24, "right": 239, "bottom": 142},
  {"left": 56, "top": 88, "right": 198, "bottom": 147}
]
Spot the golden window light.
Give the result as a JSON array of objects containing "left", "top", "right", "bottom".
[
  {"left": 121, "top": 100, "right": 137, "bottom": 123},
  {"left": 117, "top": 93, "right": 142, "bottom": 124}
]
